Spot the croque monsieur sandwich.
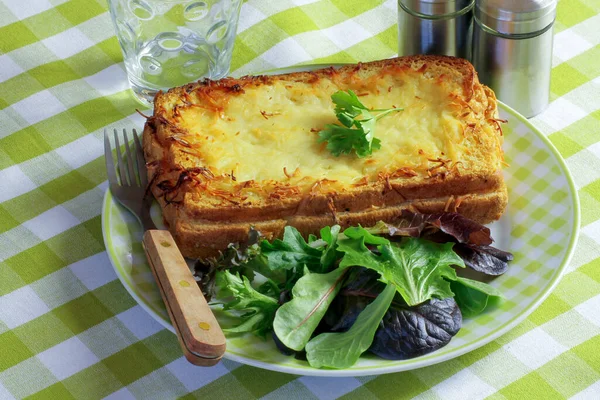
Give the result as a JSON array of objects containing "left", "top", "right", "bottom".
[{"left": 143, "top": 55, "right": 508, "bottom": 260}]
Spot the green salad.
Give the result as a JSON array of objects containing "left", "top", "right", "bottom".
[{"left": 194, "top": 211, "right": 512, "bottom": 369}]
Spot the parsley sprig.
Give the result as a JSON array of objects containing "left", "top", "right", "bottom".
[{"left": 318, "top": 90, "right": 403, "bottom": 158}]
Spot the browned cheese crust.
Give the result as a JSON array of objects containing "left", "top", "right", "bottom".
[{"left": 143, "top": 55, "right": 508, "bottom": 259}]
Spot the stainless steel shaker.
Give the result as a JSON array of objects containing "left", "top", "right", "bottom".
[
  {"left": 472, "top": 0, "right": 557, "bottom": 118},
  {"left": 398, "top": 0, "right": 474, "bottom": 58}
]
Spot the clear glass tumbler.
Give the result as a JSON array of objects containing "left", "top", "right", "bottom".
[{"left": 107, "top": 0, "right": 243, "bottom": 105}]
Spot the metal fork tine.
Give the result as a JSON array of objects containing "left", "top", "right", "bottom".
[
  {"left": 133, "top": 129, "right": 148, "bottom": 187},
  {"left": 113, "top": 128, "right": 127, "bottom": 186},
  {"left": 123, "top": 129, "right": 138, "bottom": 187},
  {"left": 104, "top": 130, "right": 118, "bottom": 186}
]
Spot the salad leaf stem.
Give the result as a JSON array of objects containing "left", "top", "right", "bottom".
[{"left": 374, "top": 108, "right": 403, "bottom": 120}]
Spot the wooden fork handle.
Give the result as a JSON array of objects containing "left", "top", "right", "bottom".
[{"left": 142, "top": 230, "right": 226, "bottom": 366}]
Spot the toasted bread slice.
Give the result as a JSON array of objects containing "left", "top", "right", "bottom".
[{"left": 143, "top": 55, "right": 507, "bottom": 259}]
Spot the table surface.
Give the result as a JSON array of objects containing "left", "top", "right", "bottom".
[{"left": 1, "top": 0, "right": 599, "bottom": 399}]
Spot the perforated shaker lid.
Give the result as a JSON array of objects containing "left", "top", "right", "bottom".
[
  {"left": 475, "top": 0, "right": 557, "bottom": 35},
  {"left": 399, "top": 0, "right": 473, "bottom": 17}
]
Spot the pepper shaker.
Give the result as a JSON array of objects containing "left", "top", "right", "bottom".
[
  {"left": 398, "top": 0, "right": 474, "bottom": 58},
  {"left": 471, "top": 0, "right": 557, "bottom": 118}
]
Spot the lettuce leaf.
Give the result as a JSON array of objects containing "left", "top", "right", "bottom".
[
  {"left": 216, "top": 270, "right": 279, "bottom": 337},
  {"left": 260, "top": 225, "right": 341, "bottom": 273},
  {"left": 387, "top": 211, "right": 494, "bottom": 246},
  {"left": 382, "top": 211, "right": 513, "bottom": 276},
  {"left": 343, "top": 225, "right": 390, "bottom": 245},
  {"left": 319, "top": 225, "right": 341, "bottom": 272},
  {"left": 338, "top": 234, "right": 465, "bottom": 306},
  {"left": 261, "top": 226, "right": 323, "bottom": 271},
  {"left": 273, "top": 267, "right": 349, "bottom": 351},
  {"left": 323, "top": 269, "right": 463, "bottom": 361},
  {"left": 370, "top": 296, "right": 462, "bottom": 360},
  {"left": 306, "top": 284, "right": 396, "bottom": 368},
  {"left": 453, "top": 244, "right": 513, "bottom": 276},
  {"left": 450, "top": 276, "right": 504, "bottom": 317}
]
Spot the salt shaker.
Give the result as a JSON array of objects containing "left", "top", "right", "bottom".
[
  {"left": 471, "top": 0, "right": 557, "bottom": 118},
  {"left": 398, "top": 0, "right": 474, "bottom": 58}
]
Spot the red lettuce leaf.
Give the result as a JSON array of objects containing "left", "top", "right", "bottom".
[
  {"left": 323, "top": 268, "right": 462, "bottom": 360},
  {"left": 453, "top": 243, "right": 513, "bottom": 276},
  {"left": 388, "top": 211, "right": 493, "bottom": 246},
  {"left": 370, "top": 297, "right": 462, "bottom": 360},
  {"left": 382, "top": 211, "right": 512, "bottom": 276}
]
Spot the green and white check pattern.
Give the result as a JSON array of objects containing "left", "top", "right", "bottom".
[{"left": 0, "top": 0, "right": 598, "bottom": 398}]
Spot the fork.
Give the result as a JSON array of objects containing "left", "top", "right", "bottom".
[{"left": 104, "top": 128, "right": 226, "bottom": 366}]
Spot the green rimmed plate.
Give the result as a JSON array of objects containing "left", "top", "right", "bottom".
[{"left": 101, "top": 74, "right": 579, "bottom": 376}]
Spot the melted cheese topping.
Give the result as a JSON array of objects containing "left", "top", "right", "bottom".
[{"left": 174, "top": 71, "right": 473, "bottom": 189}]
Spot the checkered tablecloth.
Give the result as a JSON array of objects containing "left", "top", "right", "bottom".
[{"left": 0, "top": 0, "right": 598, "bottom": 398}]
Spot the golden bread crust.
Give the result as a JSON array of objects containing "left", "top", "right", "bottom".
[{"left": 143, "top": 55, "right": 507, "bottom": 259}]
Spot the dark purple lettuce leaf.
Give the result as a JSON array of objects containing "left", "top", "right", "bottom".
[
  {"left": 327, "top": 295, "right": 371, "bottom": 332},
  {"left": 322, "top": 268, "right": 462, "bottom": 360},
  {"left": 453, "top": 243, "right": 514, "bottom": 276},
  {"left": 369, "top": 297, "right": 462, "bottom": 360},
  {"left": 340, "top": 268, "right": 386, "bottom": 298},
  {"left": 389, "top": 211, "right": 493, "bottom": 246},
  {"left": 320, "top": 268, "right": 383, "bottom": 331}
]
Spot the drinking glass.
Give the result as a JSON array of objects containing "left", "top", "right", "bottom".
[{"left": 108, "top": 0, "right": 243, "bottom": 105}]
